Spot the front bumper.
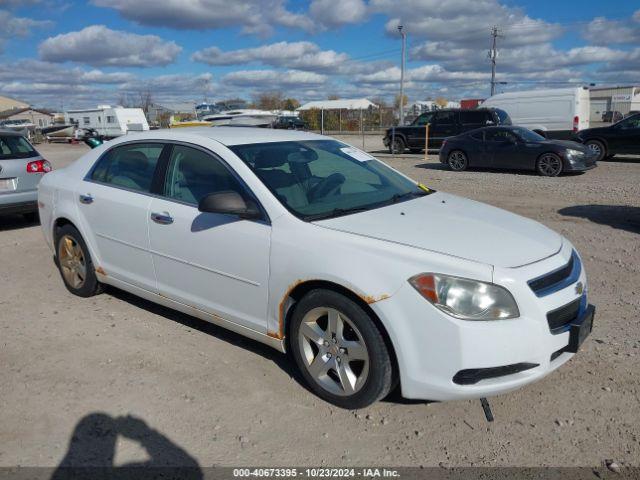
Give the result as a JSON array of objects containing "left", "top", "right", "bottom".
[
  {"left": 564, "top": 153, "right": 598, "bottom": 171},
  {"left": 369, "top": 240, "right": 592, "bottom": 401}
]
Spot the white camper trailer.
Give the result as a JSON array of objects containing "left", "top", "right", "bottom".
[
  {"left": 481, "top": 87, "right": 590, "bottom": 139},
  {"left": 64, "top": 106, "right": 149, "bottom": 139}
]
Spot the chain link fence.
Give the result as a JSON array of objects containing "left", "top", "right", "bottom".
[{"left": 298, "top": 107, "right": 398, "bottom": 134}]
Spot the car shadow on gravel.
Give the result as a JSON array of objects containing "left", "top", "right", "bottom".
[
  {"left": 104, "top": 286, "right": 306, "bottom": 387},
  {"left": 600, "top": 155, "right": 640, "bottom": 164},
  {"left": 51, "top": 412, "right": 202, "bottom": 478},
  {"left": 558, "top": 205, "right": 640, "bottom": 234},
  {"left": 0, "top": 213, "right": 40, "bottom": 232}
]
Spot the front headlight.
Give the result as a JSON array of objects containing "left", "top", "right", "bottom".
[
  {"left": 566, "top": 149, "right": 584, "bottom": 158},
  {"left": 408, "top": 273, "right": 520, "bottom": 320}
]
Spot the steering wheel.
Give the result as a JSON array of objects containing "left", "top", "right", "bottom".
[{"left": 308, "top": 173, "right": 346, "bottom": 201}]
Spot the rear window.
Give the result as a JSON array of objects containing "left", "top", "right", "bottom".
[
  {"left": 495, "top": 109, "right": 512, "bottom": 125},
  {"left": 0, "top": 135, "right": 38, "bottom": 159}
]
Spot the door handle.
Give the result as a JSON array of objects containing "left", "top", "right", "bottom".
[
  {"left": 79, "top": 194, "right": 93, "bottom": 204},
  {"left": 151, "top": 212, "right": 174, "bottom": 225}
]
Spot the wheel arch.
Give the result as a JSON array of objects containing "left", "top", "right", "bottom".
[
  {"left": 281, "top": 279, "right": 400, "bottom": 384},
  {"left": 584, "top": 136, "right": 609, "bottom": 150}
]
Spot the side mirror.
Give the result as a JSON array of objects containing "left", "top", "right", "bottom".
[{"left": 198, "top": 191, "right": 262, "bottom": 220}]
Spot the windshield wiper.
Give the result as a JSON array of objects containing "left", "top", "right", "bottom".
[
  {"left": 387, "top": 190, "right": 428, "bottom": 204},
  {"left": 306, "top": 206, "right": 372, "bottom": 221}
]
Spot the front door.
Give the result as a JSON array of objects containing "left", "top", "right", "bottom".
[
  {"left": 485, "top": 129, "right": 524, "bottom": 170},
  {"left": 147, "top": 144, "right": 271, "bottom": 332},
  {"left": 405, "top": 112, "right": 435, "bottom": 149},
  {"left": 609, "top": 115, "right": 640, "bottom": 154},
  {"left": 78, "top": 142, "right": 165, "bottom": 290}
]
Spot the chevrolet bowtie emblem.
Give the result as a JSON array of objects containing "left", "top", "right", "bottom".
[{"left": 575, "top": 281, "right": 584, "bottom": 295}]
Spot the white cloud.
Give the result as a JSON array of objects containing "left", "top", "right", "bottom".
[
  {"left": 583, "top": 11, "right": 640, "bottom": 45},
  {"left": 39, "top": 25, "right": 182, "bottom": 67},
  {"left": 91, "top": 0, "right": 314, "bottom": 35},
  {"left": 222, "top": 69, "right": 327, "bottom": 87},
  {"left": 309, "top": 0, "right": 367, "bottom": 28},
  {"left": 0, "top": 10, "right": 51, "bottom": 52},
  {"left": 192, "top": 41, "right": 349, "bottom": 72}
]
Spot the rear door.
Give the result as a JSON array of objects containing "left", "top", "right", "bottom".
[
  {"left": 78, "top": 142, "right": 166, "bottom": 291},
  {"left": 430, "top": 111, "right": 459, "bottom": 148}
]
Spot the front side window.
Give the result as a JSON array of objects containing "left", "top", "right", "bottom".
[
  {"left": 617, "top": 114, "right": 640, "bottom": 129},
  {"left": 163, "top": 145, "right": 246, "bottom": 205},
  {"left": 90, "top": 143, "right": 163, "bottom": 193},
  {"left": 0, "top": 135, "right": 38, "bottom": 159},
  {"left": 486, "top": 129, "right": 518, "bottom": 143},
  {"left": 231, "top": 140, "right": 430, "bottom": 221},
  {"left": 413, "top": 112, "right": 435, "bottom": 126}
]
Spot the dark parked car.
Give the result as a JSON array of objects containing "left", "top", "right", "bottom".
[
  {"left": 383, "top": 108, "right": 511, "bottom": 154},
  {"left": 573, "top": 113, "right": 640, "bottom": 161},
  {"left": 439, "top": 126, "right": 597, "bottom": 177},
  {"left": 273, "top": 116, "right": 307, "bottom": 130}
]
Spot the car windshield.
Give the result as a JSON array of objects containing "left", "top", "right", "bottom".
[
  {"left": 231, "top": 140, "right": 431, "bottom": 221},
  {"left": 0, "top": 135, "right": 38, "bottom": 159},
  {"left": 512, "top": 127, "right": 545, "bottom": 142}
]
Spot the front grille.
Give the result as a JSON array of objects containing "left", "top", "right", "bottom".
[
  {"left": 528, "top": 251, "right": 580, "bottom": 297},
  {"left": 547, "top": 298, "right": 581, "bottom": 333},
  {"left": 453, "top": 363, "right": 539, "bottom": 385}
]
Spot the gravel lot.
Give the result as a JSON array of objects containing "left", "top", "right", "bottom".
[{"left": 1, "top": 139, "right": 639, "bottom": 470}]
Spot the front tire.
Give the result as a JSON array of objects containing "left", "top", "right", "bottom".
[
  {"left": 290, "top": 289, "right": 394, "bottom": 409},
  {"left": 536, "top": 153, "right": 563, "bottom": 177},
  {"left": 447, "top": 150, "right": 468, "bottom": 171},
  {"left": 55, "top": 224, "right": 103, "bottom": 297},
  {"left": 388, "top": 136, "right": 406, "bottom": 154},
  {"left": 585, "top": 139, "right": 606, "bottom": 161}
]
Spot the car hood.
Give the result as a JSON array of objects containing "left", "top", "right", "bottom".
[{"left": 314, "top": 192, "right": 562, "bottom": 268}]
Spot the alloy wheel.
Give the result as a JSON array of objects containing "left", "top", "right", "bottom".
[
  {"left": 448, "top": 151, "right": 467, "bottom": 170},
  {"left": 538, "top": 154, "right": 562, "bottom": 176},
  {"left": 298, "top": 307, "right": 370, "bottom": 396},
  {"left": 586, "top": 142, "right": 601, "bottom": 157},
  {"left": 58, "top": 235, "right": 87, "bottom": 289}
]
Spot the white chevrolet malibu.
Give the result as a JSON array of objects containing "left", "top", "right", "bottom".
[{"left": 38, "top": 128, "right": 594, "bottom": 408}]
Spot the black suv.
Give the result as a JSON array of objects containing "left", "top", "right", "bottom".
[
  {"left": 273, "top": 116, "right": 307, "bottom": 130},
  {"left": 383, "top": 108, "right": 511, "bottom": 154},
  {"left": 573, "top": 113, "right": 640, "bottom": 161}
]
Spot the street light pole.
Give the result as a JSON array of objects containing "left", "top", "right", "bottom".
[{"left": 398, "top": 25, "right": 406, "bottom": 126}]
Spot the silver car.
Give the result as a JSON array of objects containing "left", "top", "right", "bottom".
[{"left": 0, "top": 130, "right": 51, "bottom": 219}]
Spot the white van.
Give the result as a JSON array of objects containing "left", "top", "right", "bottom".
[
  {"left": 481, "top": 87, "right": 590, "bottom": 139},
  {"left": 65, "top": 106, "right": 149, "bottom": 139}
]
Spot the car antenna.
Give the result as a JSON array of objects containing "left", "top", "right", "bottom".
[{"left": 480, "top": 397, "right": 494, "bottom": 422}]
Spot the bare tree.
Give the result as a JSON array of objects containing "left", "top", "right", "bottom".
[
  {"left": 138, "top": 89, "right": 154, "bottom": 115},
  {"left": 253, "top": 91, "right": 285, "bottom": 111}
]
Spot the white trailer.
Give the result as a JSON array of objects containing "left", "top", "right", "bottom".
[
  {"left": 64, "top": 105, "right": 149, "bottom": 139},
  {"left": 481, "top": 87, "right": 590, "bottom": 139}
]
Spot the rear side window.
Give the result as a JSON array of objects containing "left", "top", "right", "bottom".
[
  {"left": 460, "top": 111, "right": 488, "bottom": 125},
  {"left": 486, "top": 129, "right": 517, "bottom": 143},
  {"left": 434, "top": 111, "right": 456, "bottom": 124},
  {"left": 90, "top": 143, "right": 163, "bottom": 193},
  {"left": 0, "top": 135, "right": 38, "bottom": 159},
  {"left": 413, "top": 112, "right": 435, "bottom": 126},
  {"left": 163, "top": 145, "right": 246, "bottom": 205}
]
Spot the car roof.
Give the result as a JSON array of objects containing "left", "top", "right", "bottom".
[
  {"left": 0, "top": 129, "right": 24, "bottom": 137},
  {"left": 120, "top": 126, "right": 326, "bottom": 147}
]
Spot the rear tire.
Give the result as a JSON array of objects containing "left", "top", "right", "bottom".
[
  {"left": 289, "top": 289, "right": 394, "bottom": 409},
  {"left": 585, "top": 140, "right": 606, "bottom": 161},
  {"left": 55, "top": 224, "right": 103, "bottom": 297},
  {"left": 447, "top": 150, "right": 468, "bottom": 171},
  {"left": 536, "top": 153, "right": 563, "bottom": 177}
]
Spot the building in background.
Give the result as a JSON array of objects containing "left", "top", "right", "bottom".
[
  {"left": 0, "top": 95, "right": 29, "bottom": 113},
  {"left": 0, "top": 107, "right": 54, "bottom": 129},
  {"left": 589, "top": 86, "right": 640, "bottom": 123},
  {"left": 460, "top": 99, "right": 485, "bottom": 109}
]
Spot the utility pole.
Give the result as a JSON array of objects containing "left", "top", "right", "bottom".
[
  {"left": 489, "top": 26, "right": 502, "bottom": 97},
  {"left": 398, "top": 25, "right": 406, "bottom": 126}
]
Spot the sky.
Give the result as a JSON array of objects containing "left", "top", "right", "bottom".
[{"left": 0, "top": 0, "right": 639, "bottom": 110}]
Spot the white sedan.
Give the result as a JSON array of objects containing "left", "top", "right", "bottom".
[{"left": 38, "top": 128, "right": 594, "bottom": 408}]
